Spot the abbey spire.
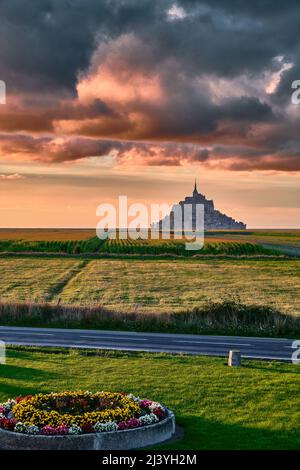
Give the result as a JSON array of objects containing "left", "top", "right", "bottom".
[{"left": 193, "top": 178, "right": 198, "bottom": 197}]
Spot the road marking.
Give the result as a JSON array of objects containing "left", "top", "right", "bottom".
[
  {"left": 79, "top": 335, "right": 148, "bottom": 342},
  {"left": 174, "top": 340, "right": 252, "bottom": 347},
  {"left": 1, "top": 332, "right": 54, "bottom": 337}
]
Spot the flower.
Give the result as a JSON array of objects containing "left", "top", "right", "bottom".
[
  {"left": 127, "top": 393, "right": 140, "bottom": 402},
  {"left": 81, "top": 422, "right": 94, "bottom": 433},
  {"left": 140, "top": 413, "right": 159, "bottom": 425},
  {"left": 26, "top": 425, "right": 39, "bottom": 435},
  {"left": 94, "top": 421, "right": 117, "bottom": 433},
  {"left": 117, "top": 421, "right": 128, "bottom": 431},
  {"left": 14, "top": 422, "right": 27, "bottom": 433},
  {"left": 152, "top": 406, "right": 165, "bottom": 420},
  {"left": 68, "top": 424, "right": 82, "bottom": 435},
  {"left": 126, "top": 418, "right": 141, "bottom": 428},
  {"left": 56, "top": 424, "right": 69, "bottom": 435},
  {"left": 0, "top": 392, "right": 167, "bottom": 435},
  {"left": 41, "top": 425, "right": 57, "bottom": 435},
  {"left": 0, "top": 418, "right": 17, "bottom": 431},
  {"left": 139, "top": 400, "right": 153, "bottom": 410}
]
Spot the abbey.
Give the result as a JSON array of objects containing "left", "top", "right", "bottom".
[{"left": 158, "top": 181, "right": 246, "bottom": 230}]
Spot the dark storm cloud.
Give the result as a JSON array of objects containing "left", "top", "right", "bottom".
[
  {"left": 0, "top": 0, "right": 299, "bottom": 171},
  {"left": 0, "top": 0, "right": 157, "bottom": 93},
  {"left": 1, "top": 0, "right": 300, "bottom": 93}
]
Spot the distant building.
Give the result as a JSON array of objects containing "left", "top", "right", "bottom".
[{"left": 157, "top": 180, "right": 246, "bottom": 230}]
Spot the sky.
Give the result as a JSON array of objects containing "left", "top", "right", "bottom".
[{"left": 0, "top": 0, "right": 300, "bottom": 228}]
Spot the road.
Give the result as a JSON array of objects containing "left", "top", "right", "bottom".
[{"left": 0, "top": 326, "right": 298, "bottom": 362}]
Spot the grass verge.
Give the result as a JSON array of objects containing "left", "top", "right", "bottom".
[
  {"left": 0, "top": 299, "right": 299, "bottom": 338},
  {"left": 0, "top": 347, "right": 299, "bottom": 450}
]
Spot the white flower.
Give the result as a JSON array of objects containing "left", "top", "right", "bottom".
[
  {"left": 149, "top": 402, "right": 163, "bottom": 412},
  {"left": 26, "top": 425, "right": 39, "bottom": 434},
  {"left": 2, "top": 399, "right": 16, "bottom": 411},
  {"left": 127, "top": 393, "right": 140, "bottom": 402},
  {"left": 94, "top": 421, "right": 117, "bottom": 433},
  {"left": 140, "top": 413, "right": 159, "bottom": 426},
  {"left": 14, "top": 422, "right": 27, "bottom": 433},
  {"left": 68, "top": 424, "right": 82, "bottom": 435}
]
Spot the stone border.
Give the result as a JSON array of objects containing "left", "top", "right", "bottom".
[{"left": 0, "top": 408, "right": 175, "bottom": 450}]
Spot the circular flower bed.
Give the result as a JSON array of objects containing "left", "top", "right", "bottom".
[{"left": 0, "top": 391, "right": 167, "bottom": 436}]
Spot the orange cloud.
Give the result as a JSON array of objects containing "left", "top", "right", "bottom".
[{"left": 0, "top": 173, "right": 25, "bottom": 180}]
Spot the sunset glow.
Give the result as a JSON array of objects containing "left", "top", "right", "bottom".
[{"left": 0, "top": 1, "right": 299, "bottom": 227}]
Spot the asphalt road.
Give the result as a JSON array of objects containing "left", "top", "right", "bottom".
[{"left": 0, "top": 326, "right": 298, "bottom": 362}]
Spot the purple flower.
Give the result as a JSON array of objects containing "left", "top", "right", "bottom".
[
  {"left": 56, "top": 424, "right": 69, "bottom": 435},
  {"left": 139, "top": 400, "right": 152, "bottom": 409},
  {"left": 126, "top": 418, "right": 141, "bottom": 428},
  {"left": 41, "top": 425, "right": 57, "bottom": 435},
  {"left": 117, "top": 421, "right": 128, "bottom": 430}
]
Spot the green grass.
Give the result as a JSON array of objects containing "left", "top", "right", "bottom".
[
  {"left": 206, "top": 230, "right": 300, "bottom": 256},
  {"left": 0, "top": 347, "right": 299, "bottom": 450},
  {"left": 0, "top": 236, "right": 104, "bottom": 254},
  {"left": 98, "top": 238, "right": 279, "bottom": 256},
  {"left": 0, "top": 237, "right": 281, "bottom": 257}
]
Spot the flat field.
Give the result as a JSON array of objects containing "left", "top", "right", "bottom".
[
  {"left": 0, "top": 347, "right": 299, "bottom": 450},
  {"left": 206, "top": 229, "right": 300, "bottom": 256},
  {"left": 0, "top": 257, "right": 299, "bottom": 316},
  {"left": 0, "top": 228, "right": 299, "bottom": 255},
  {"left": 0, "top": 229, "right": 94, "bottom": 241}
]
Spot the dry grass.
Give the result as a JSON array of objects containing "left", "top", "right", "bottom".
[
  {"left": 59, "top": 258, "right": 300, "bottom": 316},
  {"left": 0, "top": 298, "right": 299, "bottom": 337},
  {"left": 0, "top": 229, "right": 94, "bottom": 241},
  {"left": 0, "top": 257, "right": 299, "bottom": 317},
  {"left": 0, "top": 258, "right": 84, "bottom": 302}
]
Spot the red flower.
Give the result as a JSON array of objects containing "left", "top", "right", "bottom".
[
  {"left": 0, "top": 418, "right": 17, "bottom": 431},
  {"left": 15, "top": 396, "right": 24, "bottom": 403},
  {"left": 81, "top": 422, "right": 94, "bottom": 433},
  {"left": 153, "top": 407, "right": 165, "bottom": 419},
  {"left": 117, "top": 421, "right": 128, "bottom": 430}
]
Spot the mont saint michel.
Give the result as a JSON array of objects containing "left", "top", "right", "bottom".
[{"left": 158, "top": 181, "right": 246, "bottom": 231}]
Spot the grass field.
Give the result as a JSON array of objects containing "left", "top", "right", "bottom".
[
  {"left": 0, "top": 237, "right": 281, "bottom": 256},
  {"left": 0, "top": 257, "right": 299, "bottom": 316},
  {"left": 206, "top": 230, "right": 300, "bottom": 256},
  {"left": 0, "top": 228, "right": 296, "bottom": 256},
  {"left": 0, "top": 347, "right": 299, "bottom": 450},
  {"left": 0, "top": 229, "right": 94, "bottom": 241}
]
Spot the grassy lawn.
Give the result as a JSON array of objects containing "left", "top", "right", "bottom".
[
  {"left": 0, "top": 256, "right": 299, "bottom": 316},
  {"left": 0, "top": 347, "right": 299, "bottom": 450}
]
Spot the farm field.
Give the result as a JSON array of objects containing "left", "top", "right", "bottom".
[
  {"left": 0, "top": 229, "right": 95, "bottom": 241},
  {"left": 0, "top": 228, "right": 287, "bottom": 256},
  {"left": 0, "top": 257, "right": 299, "bottom": 316},
  {"left": 206, "top": 230, "right": 300, "bottom": 256},
  {"left": 0, "top": 347, "right": 299, "bottom": 450},
  {"left": 0, "top": 228, "right": 299, "bottom": 256}
]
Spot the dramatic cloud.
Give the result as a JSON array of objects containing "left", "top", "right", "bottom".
[{"left": 0, "top": 0, "right": 300, "bottom": 171}]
